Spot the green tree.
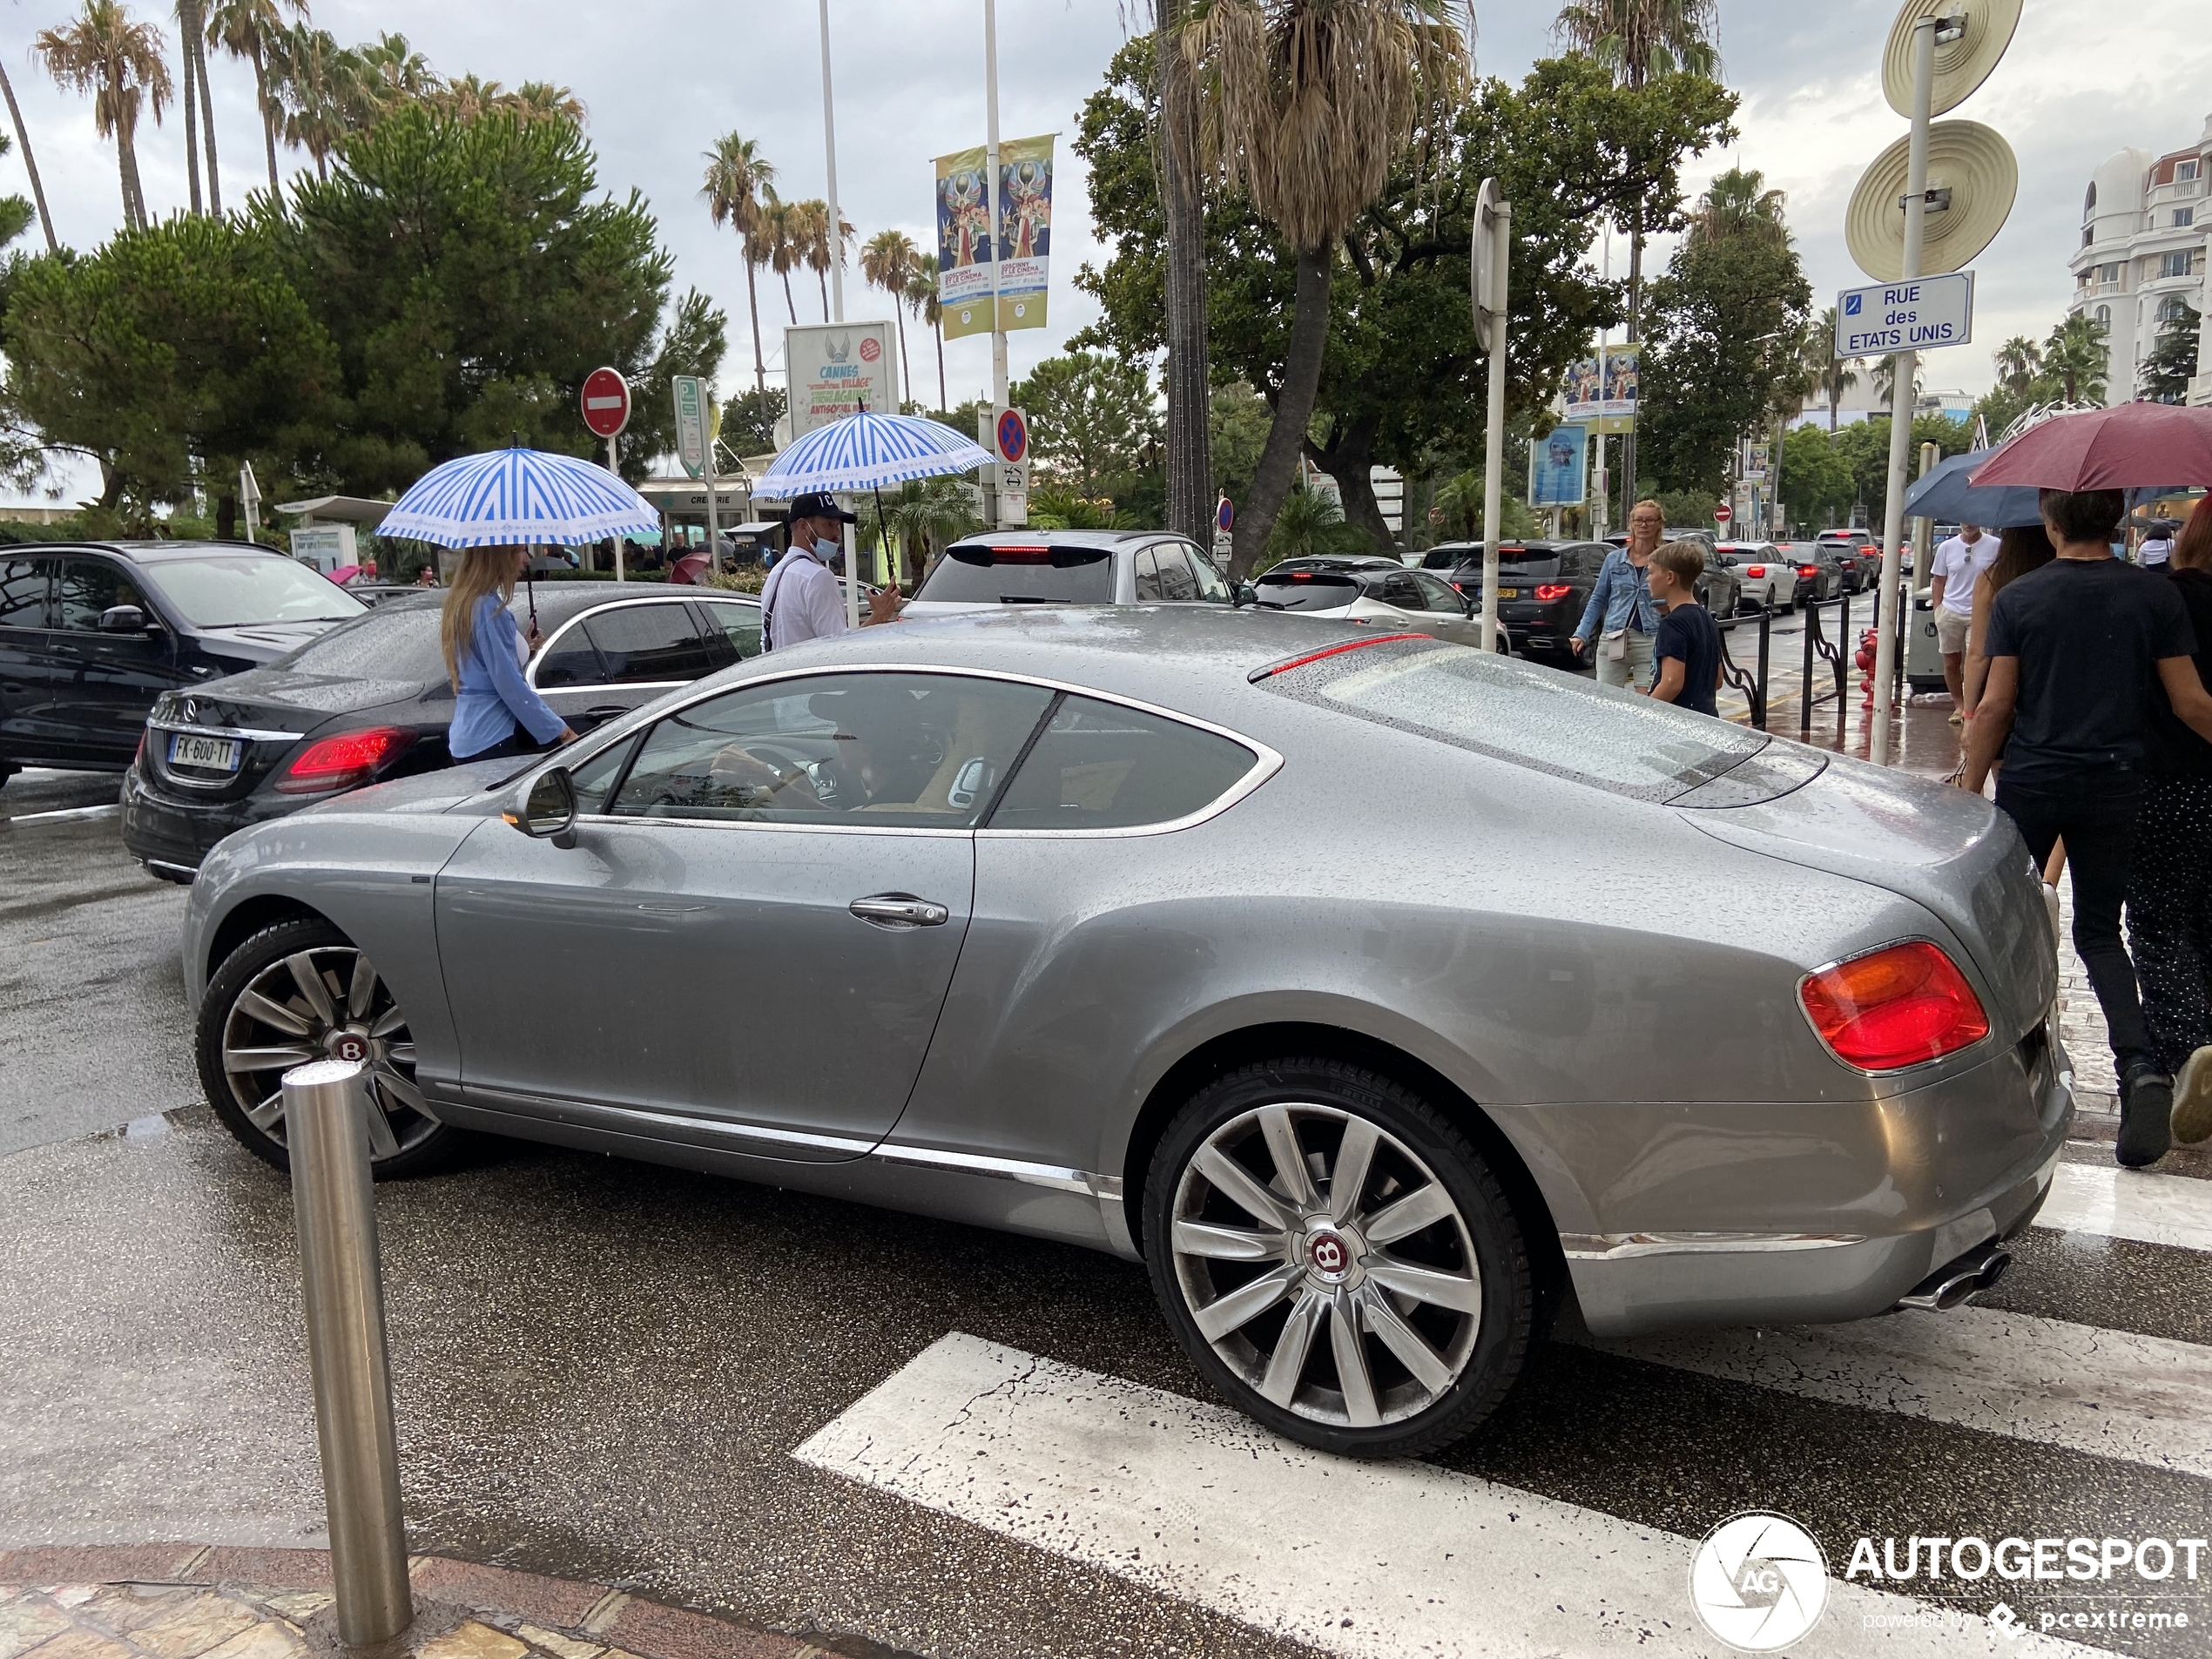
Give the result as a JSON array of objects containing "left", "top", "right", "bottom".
[
  {"left": 1778, "top": 422, "right": 1854, "bottom": 530},
  {"left": 860, "top": 229, "right": 921, "bottom": 406},
  {"left": 2042, "top": 311, "right": 2109, "bottom": 406},
  {"left": 2140, "top": 302, "right": 2201, "bottom": 403},
  {"left": 878, "top": 475, "right": 979, "bottom": 584},
  {"left": 1010, "top": 351, "right": 1161, "bottom": 496},
  {"left": 208, "top": 0, "right": 306, "bottom": 193},
  {"left": 1828, "top": 413, "right": 1973, "bottom": 530},
  {"left": 1210, "top": 380, "right": 1271, "bottom": 509},
  {"left": 906, "top": 255, "right": 948, "bottom": 412},
  {"left": 720, "top": 386, "right": 786, "bottom": 454},
  {"left": 1638, "top": 165, "right": 1811, "bottom": 496},
  {"left": 267, "top": 104, "right": 689, "bottom": 489},
  {"left": 1803, "top": 307, "right": 1860, "bottom": 432},
  {"left": 1, "top": 212, "right": 341, "bottom": 527}
]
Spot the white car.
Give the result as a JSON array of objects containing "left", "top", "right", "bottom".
[{"left": 1713, "top": 543, "right": 1793, "bottom": 614}]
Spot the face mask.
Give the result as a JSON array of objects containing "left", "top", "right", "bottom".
[{"left": 813, "top": 534, "right": 841, "bottom": 559}]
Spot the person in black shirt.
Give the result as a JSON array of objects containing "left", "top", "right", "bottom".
[
  {"left": 2130, "top": 495, "right": 2212, "bottom": 1145},
  {"left": 1644, "top": 540, "right": 1721, "bottom": 716},
  {"left": 1965, "top": 488, "right": 2212, "bottom": 1167}
]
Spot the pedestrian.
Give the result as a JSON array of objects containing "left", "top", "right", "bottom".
[
  {"left": 1572, "top": 497, "right": 1662, "bottom": 690},
  {"left": 415, "top": 563, "right": 440, "bottom": 588},
  {"left": 2137, "top": 520, "right": 2177, "bottom": 569},
  {"left": 440, "top": 545, "right": 577, "bottom": 764},
  {"left": 759, "top": 492, "right": 901, "bottom": 650},
  {"left": 1642, "top": 540, "right": 1721, "bottom": 716},
  {"left": 1930, "top": 521, "right": 1998, "bottom": 724},
  {"left": 1959, "top": 523, "right": 2056, "bottom": 718},
  {"left": 1962, "top": 488, "right": 2212, "bottom": 1166},
  {"left": 2129, "top": 496, "right": 2212, "bottom": 1145}
]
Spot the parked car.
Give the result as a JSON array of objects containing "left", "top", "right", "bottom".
[
  {"left": 1811, "top": 532, "right": 1876, "bottom": 593},
  {"left": 1434, "top": 541, "right": 1610, "bottom": 658},
  {"left": 1781, "top": 543, "right": 1846, "bottom": 605},
  {"left": 120, "top": 586, "right": 760, "bottom": 881},
  {"left": 0, "top": 541, "right": 365, "bottom": 787},
  {"left": 184, "top": 607, "right": 2067, "bottom": 1459},
  {"left": 904, "top": 530, "right": 1238, "bottom": 615},
  {"left": 1250, "top": 563, "right": 1509, "bottom": 653},
  {"left": 1712, "top": 543, "right": 1793, "bottom": 615}
]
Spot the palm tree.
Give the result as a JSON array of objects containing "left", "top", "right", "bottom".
[
  {"left": 1177, "top": 0, "right": 1471, "bottom": 577},
  {"left": 2043, "top": 313, "right": 2110, "bottom": 406},
  {"left": 759, "top": 191, "right": 804, "bottom": 326},
  {"left": 1870, "top": 352, "right": 1923, "bottom": 413},
  {"left": 1993, "top": 334, "right": 2042, "bottom": 399},
  {"left": 703, "top": 132, "right": 776, "bottom": 395},
  {"left": 1687, "top": 165, "right": 1789, "bottom": 251},
  {"left": 788, "top": 198, "right": 851, "bottom": 320},
  {"left": 172, "top": 1, "right": 204, "bottom": 212},
  {"left": 208, "top": 0, "right": 307, "bottom": 193},
  {"left": 267, "top": 24, "right": 358, "bottom": 178},
  {"left": 880, "top": 475, "right": 981, "bottom": 585},
  {"left": 861, "top": 229, "right": 921, "bottom": 406},
  {"left": 37, "top": 1, "right": 173, "bottom": 231},
  {"left": 1554, "top": 1, "right": 1720, "bottom": 496},
  {"left": 1806, "top": 307, "right": 1859, "bottom": 433},
  {"left": 907, "top": 254, "right": 948, "bottom": 412},
  {"left": 0, "top": 63, "right": 60, "bottom": 250},
  {"left": 352, "top": 30, "right": 439, "bottom": 117},
  {"left": 1153, "top": 1, "right": 1211, "bottom": 548}
]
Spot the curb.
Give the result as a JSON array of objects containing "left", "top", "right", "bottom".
[{"left": 0, "top": 1547, "right": 910, "bottom": 1659}]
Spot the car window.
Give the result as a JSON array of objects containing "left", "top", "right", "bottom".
[
  {"left": 989, "top": 695, "right": 1259, "bottom": 831},
  {"left": 607, "top": 671, "right": 1055, "bottom": 828},
  {"left": 0, "top": 557, "right": 48, "bottom": 627},
  {"left": 1411, "top": 572, "right": 1465, "bottom": 613},
  {"left": 1153, "top": 544, "right": 1199, "bottom": 602},
  {"left": 1377, "top": 572, "right": 1422, "bottom": 610},
  {"left": 1264, "top": 637, "right": 1764, "bottom": 804},
  {"left": 1565, "top": 545, "right": 1609, "bottom": 580},
  {"left": 135, "top": 554, "right": 363, "bottom": 625},
  {"left": 278, "top": 602, "right": 448, "bottom": 683},
  {"left": 1187, "top": 546, "right": 1233, "bottom": 604},
  {"left": 582, "top": 602, "right": 718, "bottom": 685},
  {"left": 568, "top": 731, "right": 639, "bottom": 813},
  {"left": 533, "top": 620, "right": 607, "bottom": 689},
  {"left": 53, "top": 558, "right": 151, "bottom": 631},
  {"left": 916, "top": 543, "right": 1116, "bottom": 604},
  {"left": 1133, "top": 545, "right": 1163, "bottom": 602},
  {"left": 697, "top": 598, "right": 762, "bottom": 662},
  {"left": 1253, "top": 570, "right": 1357, "bottom": 612}
]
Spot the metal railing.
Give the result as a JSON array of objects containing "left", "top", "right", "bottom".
[{"left": 1714, "top": 585, "right": 1910, "bottom": 738}]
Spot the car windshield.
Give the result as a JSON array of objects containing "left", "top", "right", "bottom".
[
  {"left": 137, "top": 555, "right": 366, "bottom": 627},
  {"left": 1267, "top": 638, "right": 1764, "bottom": 803},
  {"left": 277, "top": 602, "right": 447, "bottom": 682},
  {"left": 915, "top": 543, "right": 1115, "bottom": 604},
  {"left": 1252, "top": 570, "right": 1359, "bottom": 612}
]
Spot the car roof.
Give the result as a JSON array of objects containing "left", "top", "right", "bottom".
[
  {"left": 949, "top": 529, "right": 1160, "bottom": 547},
  {"left": 3, "top": 538, "right": 299, "bottom": 563}
]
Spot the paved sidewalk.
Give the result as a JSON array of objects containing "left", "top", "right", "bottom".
[{"left": 0, "top": 1548, "right": 904, "bottom": 1659}]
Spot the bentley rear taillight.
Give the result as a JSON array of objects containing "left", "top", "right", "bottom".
[{"left": 1799, "top": 941, "right": 1988, "bottom": 1070}]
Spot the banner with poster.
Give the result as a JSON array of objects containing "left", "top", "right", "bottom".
[
  {"left": 1529, "top": 425, "right": 1589, "bottom": 508},
  {"left": 1562, "top": 355, "right": 1606, "bottom": 422},
  {"left": 1563, "top": 347, "right": 1640, "bottom": 433},
  {"left": 934, "top": 146, "right": 996, "bottom": 340},
  {"left": 783, "top": 320, "right": 901, "bottom": 442},
  {"left": 995, "top": 134, "right": 1053, "bottom": 332}
]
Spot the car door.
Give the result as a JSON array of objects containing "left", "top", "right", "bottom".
[
  {"left": 529, "top": 597, "right": 724, "bottom": 733},
  {"left": 0, "top": 556, "right": 54, "bottom": 761},
  {"left": 1169, "top": 541, "right": 1236, "bottom": 604},
  {"left": 435, "top": 668, "right": 1058, "bottom": 1155},
  {"left": 45, "top": 555, "right": 185, "bottom": 765},
  {"left": 1149, "top": 542, "right": 1200, "bottom": 603}
]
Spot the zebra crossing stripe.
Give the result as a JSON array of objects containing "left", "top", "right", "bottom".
[
  {"left": 2035, "top": 1161, "right": 2212, "bottom": 1255},
  {"left": 1595, "top": 1305, "right": 2212, "bottom": 1480},
  {"left": 795, "top": 1332, "right": 2096, "bottom": 1659}
]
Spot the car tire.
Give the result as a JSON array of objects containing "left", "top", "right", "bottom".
[
  {"left": 1143, "top": 1057, "right": 1534, "bottom": 1460},
  {"left": 195, "top": 917, "right": 460, "bottom": 1178}
]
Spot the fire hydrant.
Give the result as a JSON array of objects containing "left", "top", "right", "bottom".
[{"left": 1856, "top": 628, "right": 1879, "bottom": 707}]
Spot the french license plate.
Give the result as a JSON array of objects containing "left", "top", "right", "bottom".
[
  {"left": 1497, "top": 588, "right": 1520, "bottom": 600},
  {"left": 168, "top": 732, "right": 241, "bottom": 772}
]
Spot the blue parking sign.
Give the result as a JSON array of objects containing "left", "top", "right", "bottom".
[{"left": 1844, "top": 293, "right": 1862, "bottom": 316}]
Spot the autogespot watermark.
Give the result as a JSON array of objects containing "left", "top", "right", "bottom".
[{"left": 1689, "top": 1516, "right": 2208, "bottom": 1649}]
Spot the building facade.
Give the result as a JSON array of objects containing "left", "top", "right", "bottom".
[{"left": 2070, "top": 115, "right": 2212, "bottom": 405}]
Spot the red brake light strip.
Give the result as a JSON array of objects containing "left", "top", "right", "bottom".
[{"left": 1248, "top": 633, "right": 1433, "bottom": 682}]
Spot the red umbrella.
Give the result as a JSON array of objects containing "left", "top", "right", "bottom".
[
  {"left": 1970, "top": 403, "right": 2212, "bottom": 489},
  {"left": 669, "top": 552, "right": 710, "bottom": 585}
]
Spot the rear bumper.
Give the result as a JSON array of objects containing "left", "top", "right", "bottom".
[
  {"left": 1529, "top": 1017, "right": 2074, "bottom": 1338},
  {"left": 118, "top": 765, "right": 296, "bottom": 873}
]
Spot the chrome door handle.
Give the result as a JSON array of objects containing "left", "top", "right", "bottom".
[{"left": 849, "top": 894, "right": 950, "bottom": 928}]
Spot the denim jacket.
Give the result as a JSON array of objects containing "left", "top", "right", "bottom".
[{"left": 1574, "top": 548, "right": 1657, "bottom": 644}]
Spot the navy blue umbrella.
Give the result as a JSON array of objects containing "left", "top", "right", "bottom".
[{"left": 1899, "top": 448, "right": 2043, "bottom": 528}]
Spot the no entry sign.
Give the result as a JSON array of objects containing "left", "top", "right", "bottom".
[
  {"left": 581, "top": 367, "right": 631, "bottom": 440},
  {"left": 1714, "top": 502, "right": 1733, "bottom": 524}
]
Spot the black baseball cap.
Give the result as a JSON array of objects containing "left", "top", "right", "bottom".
[{"left": 785, "top": 491, "right": 858, "bottom": 523}]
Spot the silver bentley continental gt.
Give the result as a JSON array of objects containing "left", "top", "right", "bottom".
[{"left": 182, "top": 608, "right": 2070, "bottom": 1458}]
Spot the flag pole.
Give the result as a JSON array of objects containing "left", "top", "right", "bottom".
[{"left": 985, "top": 0, "right": 1010, "bottom": 529}]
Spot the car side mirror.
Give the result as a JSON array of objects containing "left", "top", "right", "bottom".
[
  {"left": 1232, "top": 580, "right": 1258, "bottom": 608},
  {"left": 504, "top": 765, "right": 578, "bottom": 849},
  {"left": 98, "top": 604, "right": 151, "bottom": 633}
]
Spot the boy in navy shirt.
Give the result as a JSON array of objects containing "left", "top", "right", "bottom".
[{"left": 1645, "top": 541, "right": 1721, "bottom": 716}]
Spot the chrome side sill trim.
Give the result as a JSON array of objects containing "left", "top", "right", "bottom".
[
  {"left": 1561, "top": 1231, "right": 1868, "bottom": 1261},
  {"left": 143, "top": 858, "right": 199, "bottom": 880},
  {"left": 869, "top": 1141, "right": 1126, "bottom": 1199}
]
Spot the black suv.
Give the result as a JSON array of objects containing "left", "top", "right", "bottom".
[
  {"left": 1, "top": 541, "right": 364, "bottom": 786},
  {"left": 1429, "top": 540, "right": 1612, "bottom": 658}
]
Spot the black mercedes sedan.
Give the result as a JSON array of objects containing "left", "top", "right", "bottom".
[
  {"left": 121, "top": 584, "right": 761, "bottom": 880},
  {"left": 1, "top": 540, "right": 365, "bottom": 788}
]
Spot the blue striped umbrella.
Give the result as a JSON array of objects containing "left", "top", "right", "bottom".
[
  {"left": 755, "top": 410, "right": 992, "bottom": 496},
  {"left": 377, "top": 446, "right": 661, "bottom": 547}
]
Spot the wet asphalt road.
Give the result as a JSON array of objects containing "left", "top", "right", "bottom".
[{"left": 3, "top": 752, "right": 2211, "bottom": 1659}]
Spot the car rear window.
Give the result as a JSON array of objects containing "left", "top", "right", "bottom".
[
  {"left": 137, "top": 555, "right": 365, "bottom": 626},
  {"left": 1262, "top": 637, "right": 1764, "bottom": 804},
  {"left": 280, "top": 603, "right": 448, "bottom": 683},
  {"left": 1253, "top": 570, "right": 1359, "bottom": 611},
  {"left": 917, "top": 543, "right": 1115, "bottom": 604},
  {"left": 989, "top": 695, "right": 1259, "bottom": 831}
]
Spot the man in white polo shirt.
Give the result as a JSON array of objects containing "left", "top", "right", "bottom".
[
  {"left": 760, "top": 492, "right": 900, "bottom": 649},
  {"left": 1930, "top": 521, "right": 1997, "bottom": 722}
]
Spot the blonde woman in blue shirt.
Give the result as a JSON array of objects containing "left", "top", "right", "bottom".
[
  {"left": 440, "top": 547, "right": 577, "bottom": 763},
  {"left": 1571, "top": 498, "right": 1663, "bottom": 690}
]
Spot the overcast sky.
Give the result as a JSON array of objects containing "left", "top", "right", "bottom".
[{"left": 3, "top": 0, "right": 2209, "bottom": 503}]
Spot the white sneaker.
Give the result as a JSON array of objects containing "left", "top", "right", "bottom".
[{"left": 2175, "top": 1046, "right": 2212, "bottom": 1145}]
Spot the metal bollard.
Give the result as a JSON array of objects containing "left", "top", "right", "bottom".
[{"left": 285, "top": 1058, "right": 414, "bottom": 1647}]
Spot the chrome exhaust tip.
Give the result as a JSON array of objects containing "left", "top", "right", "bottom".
[{"left": 1895, "top": 1242, "right": 2011, "bottom": 1312}]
